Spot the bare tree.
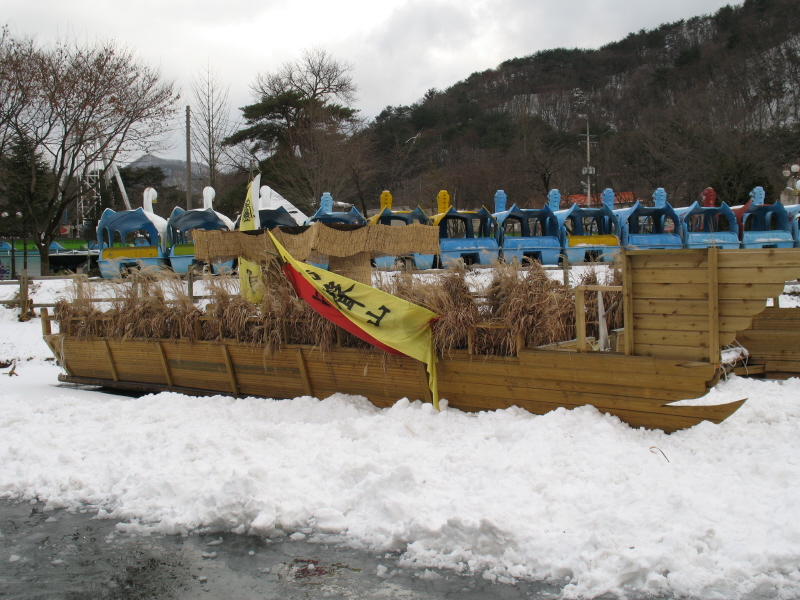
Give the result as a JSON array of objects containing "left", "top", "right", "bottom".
[
  {"left": 269, "top": 116, "right": 378, "bottom": 214},
  {"left": 190, "top": 61, "right": 234, "bottom": 189},
  {"left": 0, "top": 28, "right": 36, "bottom": 158},
  {"left": 253, "top": 47, "right": 356, "bottom": 108},
  {"left": 0, "top": 33, "right": 180, "bottom": 274},
  {"left": 226, "top": 48, "right": 359, "bottom": 208}
]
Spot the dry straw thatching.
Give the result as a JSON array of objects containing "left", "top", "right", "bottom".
[
  {"left": 194, "top": 224, "right": 440, "bottom": 285},
  {"left": 54, "top": 258, "right": 622, "bottom": 358}
]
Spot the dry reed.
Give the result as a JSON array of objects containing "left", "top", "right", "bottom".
[
  {"left": 376, "top": 265, "right": 481, "bottom": 356},
  {"left": 482, "top": 261, "right": 575, "bottom": 355},
  {"left": 54, "top": 259, "right": 623, "bottom": 358}
]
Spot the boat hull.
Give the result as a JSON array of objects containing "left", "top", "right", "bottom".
[{"left": 45, "top": 335, "right": 743, "bottom": 433}]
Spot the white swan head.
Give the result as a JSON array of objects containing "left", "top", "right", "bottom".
[
  {"left": 143, "top": 187, "right": 158, "bottom": 213},
  {"left": 202, "top": 186, "right": 216, "bottom": 210}
]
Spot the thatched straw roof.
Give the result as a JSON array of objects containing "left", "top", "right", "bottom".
[{"left": 194, "top": 223, "right": 440, "bottom": 263}]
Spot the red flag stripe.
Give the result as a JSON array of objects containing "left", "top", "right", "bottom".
[{"left": 281, "top": 263, "right": 403, "bottom": 356}]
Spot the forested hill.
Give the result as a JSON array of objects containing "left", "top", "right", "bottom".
[
  {"left": 437, "top": 0, "right": 798, "bottom": 108},
  {"left": 367, "top": 0, "right": 800, "bottom": 211}
]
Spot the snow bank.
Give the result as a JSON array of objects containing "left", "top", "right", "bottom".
[{"left": 1, "top": 284, "right": 800, "bottom": 598}]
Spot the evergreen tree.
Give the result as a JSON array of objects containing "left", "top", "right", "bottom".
[{"left": 0, "top": 133, "right": 52, "bottom": 240}]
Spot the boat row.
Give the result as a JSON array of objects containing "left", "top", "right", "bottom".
[
  {"left": 96, "top": 185, "right": 305, "bottom": 278},
  {"left": 45, "top": 243, "right": 800, "bottom": 433},
  {"left": 95, "top": 182, "right": 800, "bottom": 278},
  {"left": 366, "top": 185, "right": 800, "bottom": 268}
]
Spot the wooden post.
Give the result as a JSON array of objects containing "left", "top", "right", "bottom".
[
  {"left": 295, "top": 348, "right": 313, "bottom": 396},
  {"left": 187, "top": 269, "right": 195, "bottom": 303},
  {"left": 18, "top": 269, "right": 30, "bottom": 321},
  {"left": 186, "top": 105, "right": 192, "bottom": 210},
  {"left": 708, "top": 246, "right": 720, "bottom": 365},
  {"left": 40, "top": 307, "right": 51, "bottom": 335},
  {"left": 622, "top": 249, "right": 634, "bottom": 355},
  {"left": 562, "top": 254, "right": 570, "bottom": 288},
  {"left": 597, "top": 289, "right": 608, "bottom": 351},
  {"left": 221, "top": 344, "right": 239, "bottom": 395},
  {"left": 575, "top": 285, "right": 587, "bottom": 352}
]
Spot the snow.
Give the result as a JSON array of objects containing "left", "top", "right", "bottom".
[{"left": 2, "top": 279, "right": 800, "bottom": 598}]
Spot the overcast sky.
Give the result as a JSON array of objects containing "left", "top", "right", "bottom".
[{"left": 3, "top": 0, "right": 735, "bottom": 160}]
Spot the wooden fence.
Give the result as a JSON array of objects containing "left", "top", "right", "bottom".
[{"left": 621, "top": 248, "right": 796, "bottom": 364}]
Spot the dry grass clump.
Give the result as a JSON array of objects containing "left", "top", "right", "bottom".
[
  {"left": 377, "top": 265, "right": 480, "bottom": 355},
  {"left": 54, "top": 258, "right": 625, "bottom": 358},
  {"left": 483, "top": 261, "right": 575, "bottom": 355},
  {"left": 53, "top": 275, "right": 104, "bottom": 340},
  {"left": 101, "top": 269, "right": 194, "bottom": 340},
  {"left": 203, "top": 272, "right": 260, "bottom": 342}
]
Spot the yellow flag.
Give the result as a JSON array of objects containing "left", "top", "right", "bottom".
[
  {"left": 239, "top": 175, "right": 263, "bottom": 303},
  {"left": 268, "top": 231, "right": 440, "bottom": 408}
]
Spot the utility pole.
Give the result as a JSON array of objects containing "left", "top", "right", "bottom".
[
  {"left": 186, "top": 105, "right": 192, "bottom": 210},
  {"left": 580, "top": 117, "right": 596, "bottom": 206}
]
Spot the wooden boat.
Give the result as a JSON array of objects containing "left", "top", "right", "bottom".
[{"left": 42, "top": 247, "right": 800, "bottom": 433}]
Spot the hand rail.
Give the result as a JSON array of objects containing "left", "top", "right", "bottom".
[{"left": 573, "top": 285, "right": 623, "bottom": 353}]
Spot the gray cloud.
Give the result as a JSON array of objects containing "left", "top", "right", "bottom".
[
  {"left": 342, "top": 0, "right": 733, "bottom": 117},
  {"left": 1, "top": 0, "right": 733, "bottom": 157}
]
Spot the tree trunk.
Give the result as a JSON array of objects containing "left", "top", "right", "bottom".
[{"left": 37, "top": 242, "right": 50, "bottom": 276}]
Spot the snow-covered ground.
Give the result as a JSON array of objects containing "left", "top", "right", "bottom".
[{"left": 2, "top": 276, "right": 800, "bottom": 599}]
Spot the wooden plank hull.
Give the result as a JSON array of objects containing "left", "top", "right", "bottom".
[
  {"left": 46, "top": 335, "right": 744, "bottom": 434},
  {"left": 737, "top": 306, "right": 800, "bottom": 377}
]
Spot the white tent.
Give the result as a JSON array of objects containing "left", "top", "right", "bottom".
[{"left": 259, "top": 186, "right": 307, "bottom": 225}]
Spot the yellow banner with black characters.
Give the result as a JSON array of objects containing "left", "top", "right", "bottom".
[
  {"left": 268, "top": 231, "right": 440, "bottom": 409},
  {"left": 239, "top": 175, "right": 262, "bottom": 303}
]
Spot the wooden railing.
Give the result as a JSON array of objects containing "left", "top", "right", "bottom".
[
  {"left": 573, "top": 285, "right": 624, "bottom": 353},
  {"left": 1, "top": 270, "right": 215, "bottom": 321}
]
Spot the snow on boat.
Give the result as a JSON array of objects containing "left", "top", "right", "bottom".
[
  {"left": 96, "top": 187, "right": 167, "bottom": 278},
  {"left": 258, "top": 185, "right": 307, "bottom": 227}
]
